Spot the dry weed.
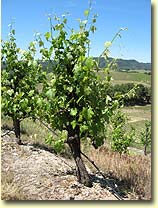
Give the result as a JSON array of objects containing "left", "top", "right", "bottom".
[
  {"left": 87, "top": 145, "right": 151, "bottom": 200},
  {"left": 1, "top": 171, "right": 27, "bottom": 200}
]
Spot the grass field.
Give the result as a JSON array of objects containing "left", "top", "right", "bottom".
[
  {"left": 110, "top": 70, "right": 151, "bottom": 86},
  {"left": 122, "top": 104, "right": 151, "bottom": 151},
  {"left": 122, "top": 105, "right": 151, "bottom": 122}
]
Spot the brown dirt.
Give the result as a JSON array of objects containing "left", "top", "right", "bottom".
[{"left": 1, "top": 134, "right": 121, "bottom": 200}]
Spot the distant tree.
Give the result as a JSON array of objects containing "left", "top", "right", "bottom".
[
  {"left": 134, "top": 84, "right": 151, "bottom": 105},
  {"left": 109, "top": 83, "right": 151, "bottom": 106}
]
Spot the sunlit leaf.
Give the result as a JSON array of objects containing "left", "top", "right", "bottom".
[
  {"left": 82, "top": 20, "right": 88, "bottom": 25},
  {"left": 44, "top": 32, "right": 51, "bottom": 41},
  {"left": 71, "top": 120, "right": 77, "bottom": 129},
  {"left": 7, "top": 89, "right": 14, "bottom": 96},
  {"left": 104, "top": 41, "right": 112, "bottom": 48},
  {"left": 70, "top": 108, "right": 77, "bottom": 116},
  {"left": 106, "top": 95, "right": 112, "bottom": 104},
  {"left": 84, "top": 10, "right": 89, "bottom": 16}
]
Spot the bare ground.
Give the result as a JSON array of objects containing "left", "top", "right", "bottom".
[{"left": 1, "top": 134, "right": 124, "bottom": 201}]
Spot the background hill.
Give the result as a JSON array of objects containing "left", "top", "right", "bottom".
[
  {"left": 37, "top": 57, "right": 151, "bottom": 73},
  {"left": 2, "top": 58, "right": 151, "bottom": 72},
  {"left": 93, "top": 57, "right": 151, "bottom": 71}
]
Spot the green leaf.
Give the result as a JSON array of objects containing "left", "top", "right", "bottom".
[
  {"left": 106, "top": 95, "right": 112, "bottom": 104},
  {"left": 82, "top": 20, "right": 88, "bottom": 25},
  {"left": 7, "top": 89, "right": 14, "bottom": 96},
  {"left": 84, "top": 86, "right": 91, "bottom": 95},
  {"left": 36, "top": 97, "right": 43, "bottom": 107},
  {"left": 84, "top": 10, "right": 89, "bottom": 16},
  {"left": 26, "top": 107, "right": 31, "bottom": 113},
  {"left": 80, "top": 124, "right": 88, "bottom": 133},
  {"left": 93, "top": 136, "right": 104, "bottom": 148},
  {"left": 87, "top": 107, "right": 94, "bottom": 120},
  {"left": 71, "top": 120, "right": 77, "bottom": 129},
  {"left": 12, "top": 29, "right": 15, "bottom": 35},
  {"left": 92, "top": 18, "right": 96, "bottom": 23},
  {"left": 28, "top": 90, "right": 34, "bottom": 97},
  {"left": 78, "top": 114, "right": 83, "bottom": 122},
  {"left": 54, "top": 140, "right": 64, "bottom": 153},
  {"left": 45, "top": 133, "right": 53, "bottom": 145},
  {"left": 20, "top": 98, "right": 28, "bottom": 110},
  {"left": 28, "top": 60, "right": 32, "bottom": 67},
  {"left": 1, "top": 86, "right": 7, "bottom": 92},
  {"left": 104, "top": 41, "right": 112, "bottom": 48},
  {"left": 90, "top": 26, "right": 96, "bottom": 33},
  {"left": 82, "top": 107, "right": 94, "bottom": 120},
  {"left": 15, "top": 92, "right": 25, "bottom": 100},
  {"left": 70, "top": 108, "right": 77, "bottom": 116},
  {"left": 45, "top": 32, "right": 51, "bottom": 41},
  {"left": 67, "top": 86, "right": 73, "bottom": 92},
  {"left": 54, "top": 24, "right": 64, "bottom": 31},
  {"left": 46, "top": 89, "right": 53, "bottom": 98},
  {"left": 106, "top": 75, "right": 112, "bottom": 82},
  {"left": 85, "top": 57, "right": 94, "bottom": 69},
  {"left": 40, "top": 48, "right": 49, "bottom": 58},
  {"left": 63, "top": 18, "right": 67, "bottom": 24},
  {"left": 39, "top": 40, "right": 44, "bottom": 47},
  {"left": 13, "top": 105, "right": 17, "bottom": 113}
]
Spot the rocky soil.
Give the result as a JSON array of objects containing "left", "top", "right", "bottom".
[{"left": 1, "top": 134, "right": 125, "bottom": 200}]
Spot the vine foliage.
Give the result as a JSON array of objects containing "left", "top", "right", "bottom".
[
  {"left": 1, "top": 26, "right": 46, "bottom": 144},
  {"left": 36, "top": 5, "right": 127, "bottom": 186}
]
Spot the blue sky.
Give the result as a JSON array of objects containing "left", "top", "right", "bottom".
[{"left": 2, "top": 0, "right": 151, "bottom": 63}]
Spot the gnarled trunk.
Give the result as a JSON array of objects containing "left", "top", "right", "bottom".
[
  {"left": 67, "top": 134, "right": 92, "bottom": 187},
  {"left": 144, "top": 144, "right": 147, "bottom": 156},
  {"left": 13, "top": 118, "right": 21, "bottom": 145}
]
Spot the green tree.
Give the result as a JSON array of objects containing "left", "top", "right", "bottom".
[
  {"left": 108, "top": 83, "right": 151, "bottom": 106},
  {"left": 36, "top": 5, "right": 127, "bottom": 187},
  {"left": 135, "top": 84, "right": 151, "bottom": 105},
  {"left": 1, "top": 27, "right": 46, "bottom": 144}
]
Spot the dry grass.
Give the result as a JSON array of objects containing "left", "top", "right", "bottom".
[
  {"left": 86, "top": 145, "right": 151, "bottom": 200},
  {"left": 1, "top": 171, "right": 27, "bottom": 200},
  {"left": 1, "top": 116, "right": 51, "bottom": 147},
  {"left": 1, "top": 116, "right": 72, "bottom": 158}
]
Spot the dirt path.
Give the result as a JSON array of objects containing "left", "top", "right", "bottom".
[{"left": 127, "top": 117, "right": 147, "bottom": 123}]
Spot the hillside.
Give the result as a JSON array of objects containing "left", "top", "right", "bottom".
[
  {"left": 115, "top": 58, "right": 151, "bottom": 71},
  {"left": 1, "top": 102, "right": 151, "bottom": 200},
  {"left": 1, "top": 57, "right": 151, "bottom": 72},
  {"left": 36, "top": 58, "right": 151, "bottom": 73},
  {"left": 93, "top": 57, "right": 151, "bottom": 71},
  {"left": 1, "top": 134, "right": 121, "bottom": 200},
  {"left": 1, "top": 117, "right": 151, "bottom": 200}
]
